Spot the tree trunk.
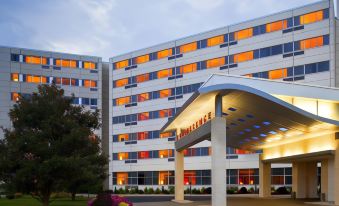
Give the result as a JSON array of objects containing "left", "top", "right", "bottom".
[
  {"left": 71, "top": 192, "right": 76, "bottom": 201},
  {"left": 42, "top": 195, "right": 50, "bottom": 206}
]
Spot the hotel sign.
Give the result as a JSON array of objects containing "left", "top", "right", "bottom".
[{"left": 177, "top": 112, "right": 212, "bottom": 139}]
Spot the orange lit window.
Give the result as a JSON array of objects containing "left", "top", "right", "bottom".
[
  {"left": 83, "top": 61, "right": 96, "bottom": 70},
  {"left": 69, "top": 60, "right": 76, "bottom": 68},
  {"left": 138, "top": 112, "right": 149, "bottom": 121},
  {"left": 91, "top": 81, "right": 97, "bottom": 88},
  {"left": 55, "top": 77, "right": 61, "bottom": 85},
  {"left": 32, "top": 76, "right": 40, "bottom": 83},
  {"left": 206, "top": 57, "right": 225, "bottom": 69},
  {"left": 138, "top": 93, "right": 149, "bottom": 102},
  {"left": 300, "top": 10, "right": 323, "bottom": 25},
  {"left": 26, "top": 75, "right": 32, "bottom": 83},
  {"left": 41, "top": 57, "right": 48, "bottom": 65},
  {"left": 179, "top": 42, "right": 197, "bottom": 54},
  {"left": 234, "top": 51, "right": 253, "bottom": 63},
  {"left": 268, "top": 68, "right": 287, "bottom": 79},
  {"left": 62, "top": 60, "right": 70, "bottom": 67},
  {"left": 118, "top": 153, "right": 128, "bottom": 161},
  {"left": 115, "top": 60, "right": 129, "bottom": 69},
  {"left": 71, "top": 79, "right": 77, "bottom": 86},
  {"left": 244, "top": 74, "right": 253, "bottom": 78},
  {"left": 25, "top": 56, "right": 41, "bottom": 64},
  {"left": 55, "top": 59, "right": 62, "bottom": 66},
  {"left": 137, "top": 132, "right": 149, "bottom": 140},
  {"left": 11, "top": 92, "right": 19, "bottom": 101},
  {"left": 266, "top": 20, "right": 287, "bottom": 33},
  {"left": 135, "top": 54, "right": 150, "bottom": 64},
  {"left": 159, "top": 171, "right": 169, "bottom": 185},
  {"left": 159, "top": 89, "right": 171, "bottom": 98},
  {"left": 300, "top": 36, "right": 323, "bottom": 50},
  {"left": 62, "top": 78, "right": 70, "bottom": 85},
  {"left": 160, "top": 132, "right": 173, "bottom": 138},
  {"left": 159, "top": 109, "right": 169, "bottom": 118},
  {"left": 180, "top": 63, "right": 197, "bottom": 74},
  {"left": 159, "top": 150, "right": 169, "bottom": 158},
  {"left": 83, "top": 80, "right": 91, "bottom": 88},
  {"left": 138, "top": 151, "right": 150, "bottom": 159},
  {"left": 41, "top": 76, "right": 47, "bottom": 83},
  {"left": 207, "top": 35, "right": 224, "bottom": 47},
  {"left": 115, "top": 78, "right": 128, "bottom": 87},
  {"left": 11, "top": 73, "right": 19, "bottom": 82},
  {"left": 184, "top": 171, "right": 197, "bottom": 185},
  {"left": 157, "top": 69, "right": 171, "bottom": 79},
  {"left": 136, "top": 73, "right": 149, "bottom": 83},
  {"left": 235, "top": 28, "right": 253, "bottom": 40},
  {"left": 157, "top": 49, "right": 172, "bottom": 59},
  {"left": 117, "top": 172, "right": 128, "bottom": 185},
  {"left": 118, "top": 134, "right": 129, "bottom": 142},
  {"left": 116, "top": 96, "right": 130, "bottom": 106}
]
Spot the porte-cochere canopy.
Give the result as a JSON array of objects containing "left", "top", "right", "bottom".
[
  {"left": 162, "top": 74, "right": 339, "bottom": 153},
  {"left": 161, "top": 74, "right": 339, "bottom": 206}
]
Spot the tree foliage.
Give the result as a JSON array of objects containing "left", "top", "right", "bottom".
[{"left": 0, "top": 84, "right": 108, "bottom": 206}]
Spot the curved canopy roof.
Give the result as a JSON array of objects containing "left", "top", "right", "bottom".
[{"left": 161, "top": 74, "right": 339, "bottom": 151}]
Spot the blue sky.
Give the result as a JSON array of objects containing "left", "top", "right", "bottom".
[{"left": 0, "top": 0, "right": 322, "bottom": 61}]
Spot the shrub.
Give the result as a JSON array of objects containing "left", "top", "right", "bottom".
[
  {"left": 274, "top": 187, "right": 290, "bottom": 195},
  {"left": 248, "top": 187, "right": 254, "bottom": 194},
  {"left": 238, "top": 187, "right": 248, "bottom": 194},
  {"left": 155, "top": 188, "right": 161, "bottom": 194},
  {"left": 6, "top": 194, "right": 15, "bottom": 199},
  {"left": 168, "top": 186, "right": 175, "bottom": 194},
  {"left": 192, "top": 188, "right": 200, "bottom": 194},
  {"left": 205, "top": 187, "right": 212, "bottom": 194},
  {"left": 227, "top": 188, "right": 236, "bottom": 194},
  {"left": 148, "top": 188, "right": 154, "bottom": 194},
  {"left": 118, "top": 188, "right": 124, "bottom": 194},
  {"left": 89, "top": 194, "right": 133, "bottom": 206}
]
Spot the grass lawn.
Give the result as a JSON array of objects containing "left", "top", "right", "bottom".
[{"left": 0, "top": 196, "right": 90, "bottom": 206}]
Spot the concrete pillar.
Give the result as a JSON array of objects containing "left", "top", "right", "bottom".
[
  {"left": 211, "top": 116, "right": 226, "bottom": 206},
  {"left": 174, "top": 150, "right": 184, "bottom": 202},
  {"left": 334, "top": 138, "right": 339, "bottom": 205},
  {"left": 259, "top": 155, "right": 271, "bottom": 198},
  {"left": 306, "top": 162, "right": 318, "bottom": 198},
  {"left": 321, "top": 159, "right": 335, "bottom": 202},
  {"left": 292, "top": 162, "right": 306, "bottom": 198},
  {"left": 292, "top": 162, "right": 318, "bottom": 199}
]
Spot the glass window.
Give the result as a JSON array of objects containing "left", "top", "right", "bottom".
[
  {"left": 159, "top": 89, "right": 171, "bottom": 98},
  {"left": 266, "top": 20, "right": 287, "bottom": 33},
  {"left": 138, "top": 112, "right": 149, "bottom": 121},
  {"left": 62, "top": 78, "right": 70, "bottom": 86},
  {"left": 135, "top": 54, "right": 150, "bottom": 64},
  {"left": 157, "top": 69, "right": 172, "bottom": 78},
  {"left": 114, "top": 78, "right": 128, "bottom": 87},
  {"left": 235, "top": 28, "right": 253, "bottom": 40},
  {"left": 305, "top": 63, "right": 317, "bottom": 74},
  {"left": 83, "top": 79, "right": 91, "bottom": 87},
  {"left": 157, "top": 49, "right": 172, "bottom": 59},
  {"left": 180, "top": 63, "right": 197, "bottom": 74},
  {"left": 179, "top": 42, "right": 197, "bottom": 54},
  {"left": 206, "top": 57, "right": 225, "bottom": 68},
  {"left": 83, "top": 61, "right": 96, "bottom": 69},
  {"left": 284, "top": 42, "right": 293, "bottom": 53},
  {"left": 138, "top": 93, "right": 150, "bottom": 102},
  {"left": 300, "top": 36, "right": 323, "bottom": 50},
  {"left": 271, "top": 45, "right": 283, "bottom": 55},
  {"left": 318, "top": 61, "right": 329, "bottom": 72},
  {"left": 207, "top": 35, "right": 224, "bottom": 47},
  {"left": 115, "top": 60, "right": 129, "bottom": 70},
  {"left": 233, "top": 51, "right": 253, "bottom": 63},
  {"left": 300, "top": 10, "right": 323, "bottom": 25},
  {"left": 294, "top": 65, "right": 304, "bottom": 76},
  {"left": 11, "top": 73, "right": 19, "bottom": 82},
  {"left": 11, "top": 92, "right": 20, "bottom": 101},
  {"left": 116, "top": 96, "right": 131, "bottom": 106},
  {"left": 260, "top": 47, "right": 271, "bottom": 58},
  {"left": 136, "top": 73, "right": 149, "bottom": 83},
  {"left": 269, "top": 69, "right": 287, "bottom": 79},
  {"left": 25, "top": 56, "right": 41, "bottom": 64}
]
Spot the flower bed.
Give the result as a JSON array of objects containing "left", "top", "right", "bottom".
[{"left": 88, "top": 194, "right": 133, "bottom": 206}]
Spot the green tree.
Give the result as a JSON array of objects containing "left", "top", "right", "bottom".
[{"left": 0, "top": 84, "right": 108, "bottom": 206}]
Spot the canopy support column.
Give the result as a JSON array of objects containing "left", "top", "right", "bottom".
[
  {"left": 259, "top": 155, "right": 271, "bottom": 198},
  {"left": 173, "top": 150, "right": 185, "bottom": 202},
  {"left": 211, "top": 95, "right": 226, "bottom": 206}
]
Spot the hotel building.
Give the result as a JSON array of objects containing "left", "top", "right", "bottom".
[
  {"left": 108, "top": 0, "right": 337, "bottom": 191},
  {"left": 0, "top": 47, "right": 103, "bottom": 139}
]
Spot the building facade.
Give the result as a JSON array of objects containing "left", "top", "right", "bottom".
[
  {"left": 0, "top": 47, "right": 103, "bottom": 139},
  {"left": 108, "top": 0, "right": 336, "bottom": 190}
]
